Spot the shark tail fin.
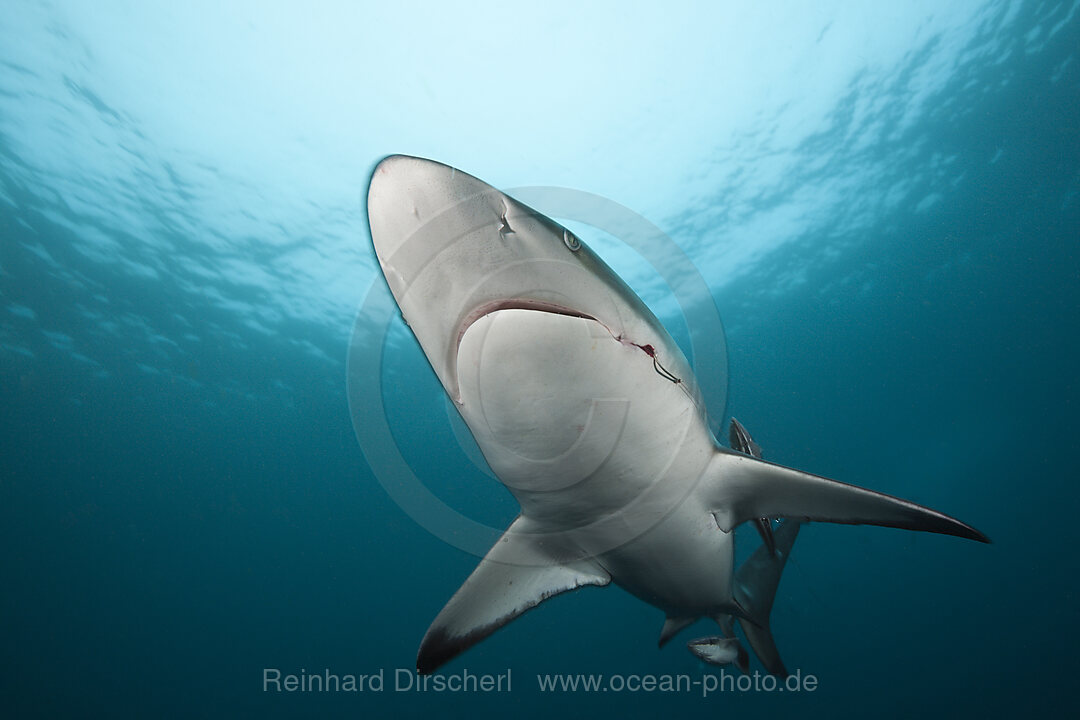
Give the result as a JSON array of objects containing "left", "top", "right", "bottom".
[
  {"left": 706, "top": 451, "right": 989, "bottom": 543},
  {"left": 735, "top": 640, "right": 750, "bottom": 675},
  {"left": 733, "top": 518, "right": 802, "bottom": 677}
]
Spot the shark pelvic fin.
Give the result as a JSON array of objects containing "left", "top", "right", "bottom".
[
  {"left": 417, "top": 516, "right": 610, "bottom": 674},
  {"left": 706, "top": 451, "right": 989, "bottom": 543},
  {"left": 658, "top": 616, "right": 695, "bottom": 648}
]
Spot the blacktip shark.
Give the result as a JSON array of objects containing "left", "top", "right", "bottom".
[{"left": 365, "top": 154, "right": 988, "bottom": 675}]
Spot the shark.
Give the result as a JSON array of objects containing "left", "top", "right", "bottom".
[{"left": 365, "top": 154, "right": 989, "bottom": 675}]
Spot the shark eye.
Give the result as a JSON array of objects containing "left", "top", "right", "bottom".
[{"left": 563, "top": 229, "right": 581, "bottom": 252}]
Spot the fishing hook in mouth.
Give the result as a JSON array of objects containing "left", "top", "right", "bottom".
[
  {"left": 633, "top": 342, "right": 682, "bottom": 385},
  {"left": 652, "top": 355, "right": 682, "bottom": 384}
]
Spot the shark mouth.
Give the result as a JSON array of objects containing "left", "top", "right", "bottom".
[
  {"left": 452, "top": 299, "right": 684, "bottom": 397},
  {"left": 448, "top": 299, "right": 604, "bottom": 405},
  {"left": 454, "top": 298, "right": 602, "bottom": 358}
]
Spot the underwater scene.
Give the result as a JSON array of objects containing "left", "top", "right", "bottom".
[{"left": 1, "top": 1, "right": 1078, "bottom": 717}]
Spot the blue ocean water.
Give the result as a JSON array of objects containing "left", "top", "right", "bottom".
[{"left": 1, "top": 1, "right": 1078, "bottom": 717}]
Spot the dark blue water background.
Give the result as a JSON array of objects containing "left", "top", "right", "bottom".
[{"left": 2, "top": 1, "right": 1077, "bottom": 716}]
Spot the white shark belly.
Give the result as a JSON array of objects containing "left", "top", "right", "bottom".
[
  {"left": 594, "top": 503, "right": 735, "bottom": 615},
  {"left": 457, "top": 308, "right": 733, "bottom": 612},
  {"left": 456, "top": 308, "right": 712, "bottom": 523}
]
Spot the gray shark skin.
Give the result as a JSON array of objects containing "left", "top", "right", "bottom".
[
  {"left": 365, "top": 155, "right": 989, "bottom": 675},
  {"left": 730, "top": 417, "right": 775, "bottom": 554}
]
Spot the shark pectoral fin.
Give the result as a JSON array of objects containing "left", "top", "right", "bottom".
[
  {"left": 707, "top": 452, "right": 989, "bottom": 543},
  {"left": 417, "top": 516, "right": 610, "bottom": 674},
  {"left": 658, "top": 617, "right": 695, "bottom": 648},
  {"left": 734, "top": 519, "right": 802, "bottom": 677}
]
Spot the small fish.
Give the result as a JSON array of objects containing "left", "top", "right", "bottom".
[{"left": 688, "top": 636, "right": 750, "bottom": 674}]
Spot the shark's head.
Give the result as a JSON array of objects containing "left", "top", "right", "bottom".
[{"left": 367, "top": 154, "right": 697, "bottom": 407}]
